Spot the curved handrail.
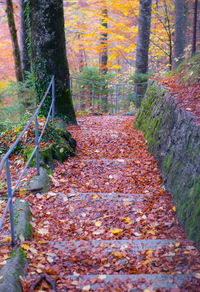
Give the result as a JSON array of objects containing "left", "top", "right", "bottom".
[{"left": 0, "top": 75, "right": 55, "bottom": 245}]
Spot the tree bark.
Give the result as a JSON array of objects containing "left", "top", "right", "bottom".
[
  {"left": 135, "top": 0, "right": 152, "bottom": 75},
  {"left": 192, "top": 0, "right": 198, "bottom": 55},
  {"left": 174, "top": 0, "right": 187, "bottom": 67},
  {"left": 29, "top": 0, "right": 77, "bottom": 124},
  {"left": 19, "top": 0, "right": 31, "bottom": 79},
  {"left": 6, "top": 0, "right": 23, "bottom": 82}
]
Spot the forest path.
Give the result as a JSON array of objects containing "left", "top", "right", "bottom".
[{"left": 23, "top": 115, "right": 200, "bottom": 291}]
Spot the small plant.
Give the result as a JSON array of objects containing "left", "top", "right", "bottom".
[{"left": 0, "top": 72, "right": 36, "bottom": 133}]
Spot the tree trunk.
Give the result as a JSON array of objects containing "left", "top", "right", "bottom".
[
  {"left": 19, "top": 0, "right": 31, "bottom": 79},
  {"left": 99, "top": 1, "right": 108, "bottom": 74},
  {"left": 135, "top": 0, "right": 152, "bottom": 75},
  {"left": 192, "top": 0, "right": 198, "bottom": 55},
  {"left": 29, "top": 0, "right": 77, "bottom": 124},
  {"left": 174, "top": 0, "right": 187, "bottom": 67},
  {"left": 6, "top": 0, "right": 23, "bottom": 82}
]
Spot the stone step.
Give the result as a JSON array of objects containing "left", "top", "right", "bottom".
[
  {"left": 60, "top": 192, "right": 152, "bottom": 202},
  {"left": 51, "top": 239, "right": 176, "bottom": 252},
  {"left": 63, "top": 274, "right": 195, "bottom": 290},
  {"left": 48, "top": 238, "right": 199, "bottom": 277},
  {"left": 77, "top": 158, "right": 142, "bottom": 165},
  {"left": 54, "top": 192, "right": 182, "bottom": 240}
]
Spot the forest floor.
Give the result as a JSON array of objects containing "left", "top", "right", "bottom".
[{"left": 1, "top": 115, "right": 197, "bottom": 291}]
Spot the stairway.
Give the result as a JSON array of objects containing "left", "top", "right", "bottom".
[
  {"left": 45, "top": 116, "right": 199, "bottom": 291},
  {"left": 47, "top": 190, "right": 198, "bottom": 291}
]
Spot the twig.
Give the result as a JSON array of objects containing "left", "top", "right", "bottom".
[{"left": 29, "top": 274, "right": 58, "bottom": 291}]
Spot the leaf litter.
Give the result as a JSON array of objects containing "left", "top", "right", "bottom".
[{"left": 0, "top": 115, "right": 200, "bottom": 291}]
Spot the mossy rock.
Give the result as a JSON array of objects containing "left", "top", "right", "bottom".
[
  {"left": 26, "top": 167, "right": 51, "bottom": 193},
  {"left": 13, "top": 198, "right": 32, "bottom": 241},
  {"left": 24, "top": 124, "right": 76, "bottom": 171},
  {"left": 0, "top": 247, "right": 26, "bottom": 292}
]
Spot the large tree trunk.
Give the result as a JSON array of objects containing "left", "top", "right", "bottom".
[
  {"left": 192, "top": 0, "right": 198, "bottom": 55},
  {"left": 29, "top": 0, "right": 77, "bottom": 124},
  {"left": 174, "top": 0, "right": 187, "bottom": 67},
  {"left": 99, "top": 1, "right": 108, "bottom": 74},
  {"left": 135, "top": 0, "right": 152, "bottom": 75},
  {"left": 19, "top": 0, "right": 31, "bottom": 79},
  {"left": 135, "top": 0, "right": 152, "bottom": 107},
  {"left": 6, "top": 0, "right": 23, "bottom": 82}
]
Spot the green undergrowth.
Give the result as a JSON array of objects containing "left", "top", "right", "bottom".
[
  {"left": 0, "top": 74, "right": 36, "bottom": 132},
  {"left": 0, "top": 116, "right": 76, "bottom": 170},
  {"left": 165, "top": 52, "right": 200, "bottom": 85}
]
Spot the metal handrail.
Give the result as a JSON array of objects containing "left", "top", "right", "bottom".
[
  {"left": 0, "top": 75, "right": 55, "bottom": 245},
  {"left": 70, "top": 77, "right": 147, "bottom": 114}
]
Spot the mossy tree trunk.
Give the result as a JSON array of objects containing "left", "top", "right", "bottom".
[
  {"left": 6, "top": 0, "right": 23, "bottom": 82},
  {"left": 29, "top": 0, "right": 77, "bottom": 124}
]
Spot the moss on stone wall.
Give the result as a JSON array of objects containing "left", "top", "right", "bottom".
[{"left": 135, "top": 81, "right": 200, "bottom": 249}]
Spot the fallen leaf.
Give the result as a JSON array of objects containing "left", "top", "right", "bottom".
[
  {"left": 29, "top": 247, "right": 38, "bottom": 254},
  {"left": 92, "top": 195, "right": 98, "bottom": 199},
  {"left": 98, "top": 275, "right": 106, "bottom": 280},
  {"left": 195, "top": 273, "right": 200, "bottom": 279},
  {"left": 122, "top": 217, "right": 132, "bottom": 225},
  {"left": 83, "top": 285, "right": 91, "bottom": 291},
  {"left": 95, "top": 221, "right": 102, "bottom": 227},
  {"left": 110, "top": 228, "right": 122, "bottom": 235},
  {"left": 93, "top": 229, "right": 105, "bottom": 235},
  {"left": 112, "top": 251, "right": 123, "bottom": 258},
  {"left": 47, "top": 256, "right": 54, "bottom": 263},
  {"left": 21, "top": 244, "right": 30, "bottom": 251},
  {"left": 19, "top": 188, "right": 27, "bottom": 196},
  {"left": 4, "top": 237, "right": 12, "bottom": 242},
  {"left": 37, "top": 228, "right": 49, "bottom": 235}
]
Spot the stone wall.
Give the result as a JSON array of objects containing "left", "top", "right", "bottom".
[{"left": 135, "top": 81, "right": 200, "bottom": 248}]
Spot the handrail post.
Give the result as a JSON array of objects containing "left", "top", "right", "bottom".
[
  {"left": 6, "top": 158, "right": 15, "bottom": 246},
  {"left": 92, "top": 81, "right": 95, "bottom": 112},
  {"left": 52, "top": 76, "right": 55, "bottom": 125},
  {"left": 135, "top": 84, "right": 138, "bottom": 109},
  {"left": 70, "top": 77, "right": 73, "bottom": 96},
  {"left": 35, "top": 116, "right": 40, "bottom": 175},
  {"left": 115, "top": 85, "right": 118, "bottom": 114}
]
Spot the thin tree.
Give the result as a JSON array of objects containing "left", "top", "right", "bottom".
[
  {"left": 29, "top": 0, "right": 77, "bottom": 124},
  {"left": 19, "top": 0, "right": 31, "bottom": 79},
  {"left": 5, "top": 0, "right": 23, "bottom": 82},
  {"left": 192, "top": 0, "right": 198, "bottom": 55},
  {"left": 99, "top": 0, "right": 108, "bottom": 74},
  {"left": 174, "top": 0, "right": 187, "bottom": 67},
  {"left": 135, "top": 0, "right": 152, "bottom": 75}
]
